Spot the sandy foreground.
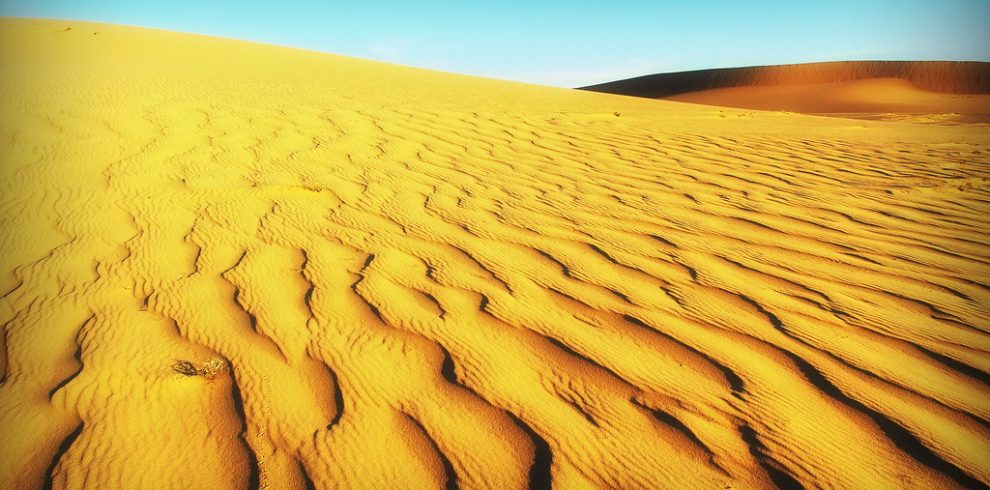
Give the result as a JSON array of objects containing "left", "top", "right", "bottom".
[{"left": 1, "top": 18, "right": 989, "bottom": 489}]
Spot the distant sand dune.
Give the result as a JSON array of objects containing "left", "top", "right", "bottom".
[
  {"left": 581, "top": 61, "right": 990, "bottom": 121},
  {"left": 1, "top": 19, "right": 989, "bottom": 489}
]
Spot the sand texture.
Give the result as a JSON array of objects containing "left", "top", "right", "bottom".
[{"left": 1, "top": 19, "right": 989, "bottom": 489}]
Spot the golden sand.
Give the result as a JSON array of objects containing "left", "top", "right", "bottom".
[
  {"left": 666, "top": 78, "right": 990, "bottom": 123},
  {"left": 581, "top": 61, "right": 990, "bottom": 123},
  {"left": 1, "top": 18, "right": 988, "bottom": 489}
]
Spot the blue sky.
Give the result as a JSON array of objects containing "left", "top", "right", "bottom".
[{"left": 2, "top": 0, "right": 988, "bottom": 87}]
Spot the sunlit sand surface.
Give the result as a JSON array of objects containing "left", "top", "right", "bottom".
[{"left": 1, "top": 18, "right": 989, "bottom": 489}]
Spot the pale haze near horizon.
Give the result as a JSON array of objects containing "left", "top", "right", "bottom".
[{"left": 1, "top": 0, "right": 987, "bottom": 87}]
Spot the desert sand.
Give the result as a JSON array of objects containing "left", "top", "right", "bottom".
[
  {"left": 1, "top": 18, "right": 989, "bottom": 489},
  {"left": 581, "top": 61, "right": 990, "bottom": 122}
]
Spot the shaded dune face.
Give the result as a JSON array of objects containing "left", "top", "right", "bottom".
[{"left": 2, "top": 18, "right": 990, "bottom": 489}]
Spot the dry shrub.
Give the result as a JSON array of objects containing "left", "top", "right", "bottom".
[{"left": 172, "top": 357, "right": 227, "bottom": 380}]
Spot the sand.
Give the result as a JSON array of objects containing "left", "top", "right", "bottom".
[
  {"left": 666, "top": 78, "right": 990, "bottom": 122},
  {"left": 1, "top": 18, "right": 989, "bottom": 489},
  {"left": 581, "top": 61, "right": 990, "bottom": 122}
]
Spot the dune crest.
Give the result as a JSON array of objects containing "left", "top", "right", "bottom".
[
  {"left": 1, "top": 19, "right": 989, "bottom": 489},
  {"left": 581, "top": 61, "right": 990, "bottom": 95}
]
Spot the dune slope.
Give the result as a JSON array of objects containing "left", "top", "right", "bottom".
[
  {"left": 581, "top": 61, "right": 990, "bottom": 120},
  {"left": 1, "top": 18, "right": 990, "bottom": 489}
]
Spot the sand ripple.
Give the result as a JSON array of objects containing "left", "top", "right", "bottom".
[{"left": 1, "top": 18, "right": 989, "bottom": 489}]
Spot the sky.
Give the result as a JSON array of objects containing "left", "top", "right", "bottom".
[{"left": 1, "top": 0, "right": 988, "bottom": 87}]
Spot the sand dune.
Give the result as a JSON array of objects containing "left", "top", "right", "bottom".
[
  {"left": 1, "top": 18, "right": 989, "bottom": 489},
  {"left": 581, "top": 61, "right": 990, "bottom": 121}
]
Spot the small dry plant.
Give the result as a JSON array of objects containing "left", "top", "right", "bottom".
[{"left": 172, "top": 357, "right": 227, "bottom": 380}]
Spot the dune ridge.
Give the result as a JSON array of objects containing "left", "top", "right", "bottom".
[
  {"left": 580, "top": 61, "right": 990, "bottom": 97},
  {"left": 1, "top": 18, "right": 989, "bottom": 489},
  {"left": 580, "top": 61, "right": 990, "bottom": 121}
]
